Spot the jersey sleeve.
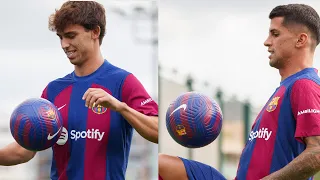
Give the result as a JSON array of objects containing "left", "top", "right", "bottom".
[
  {"left": 41, "top": 86, "right": 48, "bottom": 99},
  {"left": 122, "top": 74, "right": 158, "bottom": 116},
  {"left": 291, "top": 79, "right": 320, "bottom": 142}
]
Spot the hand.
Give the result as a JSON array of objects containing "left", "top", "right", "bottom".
[{"left": 82, "top": 88, "right": 125, "bottom": 112}]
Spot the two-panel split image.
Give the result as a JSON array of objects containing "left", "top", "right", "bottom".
[{"left": 1, "top": 0, "right": 320, "bottom": 180}]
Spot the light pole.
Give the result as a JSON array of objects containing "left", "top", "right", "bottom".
[
  {"left": 111, "top": 2, "right": 158, "bottom": 180},
  {"left": 186, "top": 74, "right": 194, "bottom": 160},
  {"left": 112, "top": 2, "right": 158, "bottom": 100}
]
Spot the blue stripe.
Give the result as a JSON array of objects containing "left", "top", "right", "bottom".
[
  {"left": 105, "top": 111, "right": 131, "bottom": 180},
  {"left": 67, "top": 83, "right": 89, "bottom": 179},
  {"left": 269, "top": 92, "right": 303, "bottom": 173},
  {"left": 105, "top": 74, "right": 133, "bottom": 180}
]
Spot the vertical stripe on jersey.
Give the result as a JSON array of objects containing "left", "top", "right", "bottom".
[
  {"left": 66, "top": 83, "right": 89, "bottom": 179},
  {"left": 105, "top": 86, "right": 133, "bottom": 180},
  {"left": 269, "top": 88, "right": 306, "bottom": 173},
  {"left": 83, "top": 84, "right": 111, "bottom": 180},
  {"left": 235, "top": 89, "right": 279, "bottom": 180},
  {"left": 52, "top": 85, "right": 73, "bottom": 180},
  {"left": 246, "top": 86, "right": 286, "bottom": 179}
]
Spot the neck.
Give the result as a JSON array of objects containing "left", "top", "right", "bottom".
[
  {"left": 74, "top": 51, "right": 104, "bottom": 77},
  {"left": 279, "top": 52, "right": 313, "bottom": 81}
]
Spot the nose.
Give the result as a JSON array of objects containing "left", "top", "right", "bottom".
[
  {"left": 264, "top": 37, "right": 271, "bottom": 47},
  {"left": 61, "top": 38, "right": 70, "bottom": 49}
]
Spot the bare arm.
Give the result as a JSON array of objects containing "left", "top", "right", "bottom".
[
  {"left": 262, "top": 136, "right": 320, "bottom": 180},
  {"left": 119, "top": 102, "right": 158, "bottom": 144},
  {"left": 0, "top": 142, "right": 36, "bottom": 166}
]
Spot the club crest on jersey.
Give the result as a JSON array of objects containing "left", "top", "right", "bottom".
[
  {"left": 266, "top": 96, "right": 280, "bottom": 112},
  {"left": 92, "top": 104, "right": 107, "bottom": 114},
  {"left": 176, "top": 125, "right": 187, "bottom": 136}
]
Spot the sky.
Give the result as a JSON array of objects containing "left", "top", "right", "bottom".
[
  {"left": 0, "top": 0, "right": 157, "bottom": 118},
  {"left": 160, "top": 0, "right": 320, "bottom": 107},
  {"left": 2, "top": 0, "right": 319, "bottom": 120}
]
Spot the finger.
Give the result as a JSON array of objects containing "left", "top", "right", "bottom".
[
  {"left": 82, "top": 88, "right": 92, "bottom": 100},
  {"left": 84, "top": 89, "right": 100, "bottom": 107},
  {"left": 95, "top": 96, "right": 107, "bottom": 107},
  {"left": 95, "top": 94, "right": 112, "bottom": 107},
  {"left": 88, "top": 92, "right": 105, "bottom": 109},
  {"left": 82, "top": 88, "right": 96, "bottom": 100}
]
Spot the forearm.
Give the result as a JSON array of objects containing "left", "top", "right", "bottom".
[
  {"left": 119, "top": 103, "right": 158, "bottom": 144},
  {"left": 0, "top": 142, "right": 36, "bottom": 166},
  {"left": 262, "top": 148, "right": 320, "bottom": 180}
]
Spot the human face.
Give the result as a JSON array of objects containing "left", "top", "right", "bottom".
[
  {"left": 57, "top": 24, "right": 94, "bottom": 66},
  {"left": 264, "top": 17, "right": 298, "bottom": 69}
]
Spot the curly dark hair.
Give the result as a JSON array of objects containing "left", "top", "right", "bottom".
[
  {"left": 49, "top": 1, "right": 106, "bottom": 45},
  {"left": 269, "top": 4, "right": 320, "bottom": 46}
]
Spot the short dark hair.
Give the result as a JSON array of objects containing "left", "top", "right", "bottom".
[
  {"left": 269, "top": 4, "right": 320, "bottom": 46},
  {"left": 48, "top": 1, "right": 106, "bottom": 45}
]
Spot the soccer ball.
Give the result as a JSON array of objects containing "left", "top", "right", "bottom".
[
  {"left": 10, "top": 98, "right": 63, "bottom": 151},
  {"left": 166, "top": 92, "right": 223, "bottom": 148}
]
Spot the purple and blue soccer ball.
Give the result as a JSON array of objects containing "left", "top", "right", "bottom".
[
  {"left": 166, "top": 92, "right": 223, "bottom": 148},
  {"left": 10, "top": 98, "right": 63, "bottom": 151}
]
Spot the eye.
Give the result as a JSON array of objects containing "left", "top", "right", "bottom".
[
  {"left": 66, "top": 34, "right": 76, "bottom": 39},
  {"left": 272, "top": 32, "right": 279, "bottom": 37}
]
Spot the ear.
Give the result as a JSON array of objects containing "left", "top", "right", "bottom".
[
  {"left": 296, "top": 33, "right": 308, "bottom": 48},
  {"left": 91, "top": 26, "right": 101, "bottom": 41}
]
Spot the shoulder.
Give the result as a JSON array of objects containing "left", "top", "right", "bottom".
[
  {"left": 100, "top": 61, "right": 132, "bottom": 83},
  {"left": 46, "top": 73, "right": 74, "bottom": 89},
  {"left": 42, "top": 73, "right": 74, "bottom": 101},
  {"left": 290, "top": 78, "right": 320, "bottom": 92}
]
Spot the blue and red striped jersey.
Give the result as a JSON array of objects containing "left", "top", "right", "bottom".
[
  {"left": 41, "top": 60, "right": 158, "bottom": 180},
  {"left": 235, "top": 68, "right": 320, "bottom": 180}
]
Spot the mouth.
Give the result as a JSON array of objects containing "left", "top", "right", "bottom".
[
  {"left": 66, "top": 50, "right": 76, "bottom": 59},
  {"left": 268, "top": 50, "right": 274, "bottom": 59}
]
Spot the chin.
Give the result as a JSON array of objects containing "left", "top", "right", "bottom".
[
  {"left": 69, "top": 59, "right": 79, "bottom": 65},
  {"left": 70, "top": 58, "right": 86, "bottom": 66},
  {"left": 269, "top": 60, "right": 283, "bottom": 69}
]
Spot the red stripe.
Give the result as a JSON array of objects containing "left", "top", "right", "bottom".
[
  {"left": 53, "top": 85, "right": 73, "bottom": 180},
  {"left": 14, "top": 114, "right": 24, "bottom": 142},
  {"left": 83, "top": 84, "right": 110, "bottom": 180},
  {"left": 23, "top": 119, "right": 32, "bottom": 149},
  {"left": 235, "top": 98, "right": 272, "bottom": 176},
  {"left": 205, "top": 97, "right": 221, "bottom": 135},
  {"left": 246, "top": 86, "right": 286, "bottom": 179}
]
